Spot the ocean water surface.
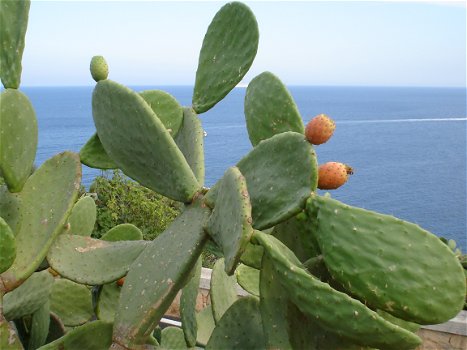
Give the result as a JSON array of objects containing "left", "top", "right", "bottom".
[{"left": 21, "top": 85, "right": 467, "bottom": 248}]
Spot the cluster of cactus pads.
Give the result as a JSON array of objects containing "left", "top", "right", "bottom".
[{"left": 0, "top": 1, "right": 465, "bottom": 349}]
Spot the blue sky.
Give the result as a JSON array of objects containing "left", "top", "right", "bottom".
[{"left": 22, "top": 1, "right": 466, "bottom": 87}]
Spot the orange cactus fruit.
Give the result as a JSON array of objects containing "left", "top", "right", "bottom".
[
  {"left": 116, "top": 277, "right": 125, "bottom": 286},
  {"left": 317, "top": 162, "right": 353, "bottom": 190},
  {"left": 305, "top": 114, "right": 336, "bottom": 145}
]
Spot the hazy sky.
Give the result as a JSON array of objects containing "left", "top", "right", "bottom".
[{"left": 21, "top": 0, "right": 466, "bottom": 87}]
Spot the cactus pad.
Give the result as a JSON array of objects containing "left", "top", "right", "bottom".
[
  {"left": 3, "top": 270, "right": 54, "bottom": 321},
  {"left": 0, "top": 217, "right": 16, "bottom": 274},
  {"left": 210, "top": 258, "right": 238, "bottom": 324},
  {"left": 68, "top": 196, "right": 96, "bottom": 236},
  {"left": 49, "top": 279, "right": 94, "bottom": 327},
  {"left": 90, "top": 56, "right": 109, "bottom": 82},
  {"left": 0, "top": 152, "right": 81, "bottom": 291},
  {"left": 308, "top": 194, "right": 466, "bottom": 324},
  {"left": 0, "top": 186, "right": 21, "bottom": 234},
  {"left": 239, "top": 242, "right": 263, "bottom": 269},
  {"left": 0, "top": 89, "right": 38, "bottom": 192},
  {"left": 245, "top": 71, "right": 304, "bottom": 146},
  {"left": 175, "top": 108, "right": 205, "bottom": 186},
  {"left": 235, "top": 263, "right": 259, "bottom": 297},
  {"left": 205, "top": 132, "right": 318, "bottom": 229},
  {"left": 206, "top": 296, "right": 266, "bottom": 349},
  {"left": 180, "top": 257, "right": 202, "bottom": 347},
  {"left": 196, "top": 305, "right": 215, "bottom": 347},
  {"left": 160, "top": 327, "right": 187, "bottom": 349},
  {"left": 252, "top": 230, "right": 422, "bottom": 350},
  {"left": 92, "top": 80, "right": 200, "bottom": 202},
  {"left": 101, "top": 223, "right": 143, "bottom": 241},
  {"left": 47, "top": 234, "right": 148, "bottom": 285},
  {"left": 139, "top": 90, "right": 183, "bottom": 137},
  {"left": 28, "top": 300, "right": 51, "bottom": 350},
  {"left": 79, "top": 133, "right": 117, "bottom": 169},
  {"left": 96, "top": 282, "right": 121, "bottom": 323},
  {"left": 206, "top": 167, "right": 253, "bottom": 274},
  {"left": 0, "top": 0, "right": 30, "bottom": 88},
  {"left": 192, "top": 2, "right": 259, "bottom": 113},
  {"left": 112, "top": 200, "right": 210, "bottom": 348},
  {"left": 0, "top": 314, "right": 23, "bottom": 350}
]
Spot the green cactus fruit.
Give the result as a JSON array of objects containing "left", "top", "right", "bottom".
[
  {"left": 96, "top": 282, "right": 121, "bottom": 323},
  {"left": 28, "top": 300, "right": 51, "bottom": 350},
  {"left": 139, "top": 90, "right": 183, "bottom": 137},
  {"left": 0, "top": 152, "right": 81, "bottom": 292},
  {"left": 79, "top": 133, "right": 117, "bottom": 170},
  {"left": 271, "top": 213, "right": 320, "bottom": 263},
  {"left": 206, "top": 167, "right": 253, "bottom": 274},
  {"left": 0, "top": 89, "right": 38, "bottom": 193},
  {"left": 196, "top": 305, "right": 215, "bottom": 347},
  {"left": 210, "top": 258, "right": 238, "bottom": 324},
  {"left": 160, "top": 327, "right": 188, "bottom": 349},
  {"left": 49, "top": 279, "right": 94, "bottom": 327},
  {"left": 308, "top": 194, "right": 466, "bottom": 324},
  {"left": 90, "top": 56, "right": 109, "bottom": 82},
  {"left": 192, "top": 2, "right": 259, "bottom": 113},
  {"left": 0, "top": 314, "right": 23, "bottom": 350},
  {"left": 235, "top": 263, "right": 259, "bottom": 297},
  {"left": 252, "top": 230, "right": 422, "bottom": 350},
  {"left": 205, "top": 132, "right": 318, "bottom": 229},
  {"left": 68, "top": 196, "right": 96, "bottom": 236},
  {"left": 0, "top": 217, "right": 15, "bottom": 274},
  {"left": 100, "top": 223, "right": 143, "bottom": 241},
  {"left": 180, "top": 257, "right": 202, "bottom": 348},
  {"left": 3, "top": 270, "right": 54, "bottom": 321},
  {"left": 206, "top": 296, "right": 266, "bottom": 350},
  {"left": 92, "top": 79, "right": 200, "bottom": 202},
  {"left": 239, "top": 242, "right": 263, "bottom": 269},
  {"left": 259, "top": 254, "right": 293, "bottom": 349},
  {"left": 37, "top": 321, "right": 113, "bottom": 350},
  {"left": 0, "top": 186, "right": 21, "bottom": 234},
  {"left": 112, "top": 200, "right": 210, "bottom": 349},
  {"left": 175, "top": 108, "right": 205, "bottom": 186},
  {"left": 245, "top": 71, "right": 304, "bottom": 146},
  {"left": 0, "top": 0, "right": 30, "bottom": 89},
  {"left": 47, "top": 234, "right": 148, "bottom": 285}
]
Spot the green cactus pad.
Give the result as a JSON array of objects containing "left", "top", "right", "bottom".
[
  {"left": 235, "top": 263, "right": 259, "bottom": 297},
  {"left": 49, "top": 279, "right": 94, "bottom": 327},
  {"left": 0, "top": 314, "right": 23, "bottom": 350},
  {"left": 0, "top": 0, "right": 30, "bottom": 89},
  {"left": 175, "top": 108, "right": 205, "bottom": 186},
  {"left": 245, "top": 72, "right": 304, "bottom": 146},
  {"left": 0, "top": 152, "right": 81, "bottom": 291},
  {"left": 206, "top": 167, "right": 253, "bottom": 274},
  {"left": 239, "top": 242, "right": 263, "bottom": 269},
  {"left": 101, "top": 223, "right": 143, "bottom": 241},
  {"left": 139, "top": 90, "right": 183, "bottom": 137},
  {"left": 79, "top": 133, "right": 117, "bottom": 170},
  {"left": 206, "top": 296, "right": 265, "bottom": 350},
  {"left": 92, "top": 80, "right": 200, "bottom": 202},
  {"left": 112, "top": 200, "right": 210, "bottom": 348},
  {"left": 196, "top": 305, "right": 215, "bottom": 347},
  {"left": 376, "top": 310, "right": 420, "bottom": 333},
  {"left": 4, "top": 270, "right": 54, "bottom": 321},
  {"left": 272, "top": 212, "right": 321, "bottom": 263},
  {"left": 192, "top": 2, "right": 259, "bottom": 113},
  {"left": 205, "top": 132, "right": 318, "bottom": 229},
  {"left": 38, "top": 321, "right": 113, "bottom": 350},
  {"left": 252, "top": 230, "right": 422, "bottom": 350},
  {"left": 0, "top": 217, "right": 16, "bottom": 274},
  {"left": 28, "top": 300, "right": 51, "bottom": 350},
  {"left": 260, "top": 254, "right": 292, "bottom": 349},
  {"left": 160, "top": 327, "right": 187, "bottom": 349},
  {"left": 0, "top": 186, "right": 21, "bottom": 234},
  {"left": 45, "top": 313, "right": 66, "bottom": 344},
  {"left": 210, "top": 258, "right": 238, "bottom": 324},
  {"left": 68, "top": 196, "right": 96, "bottom": 236},
  {"left": 180, "top": 257, "right": 202, "bottom": 347},
  {"left": 90, "top": 56, "right": 109, "bottom": 82},
  {"left": 96, "top": 282, "right": 121, "bottom": 323},
  {"left": 0, "top": 89, "right": 38, "bottom": 193},
  {"left": 47, "top": 234, "right": 148, "bottom": 285},
  {"left": 308, "top": 195, "right": 466, "bottom": 324}
]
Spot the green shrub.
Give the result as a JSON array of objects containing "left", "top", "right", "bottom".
[{"left": 89, "top": 170, "right": 180, "bottom": 240}]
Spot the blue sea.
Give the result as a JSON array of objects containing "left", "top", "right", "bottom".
[{"left": 21, "top": 85, "right": 467, "bottom": 249}]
